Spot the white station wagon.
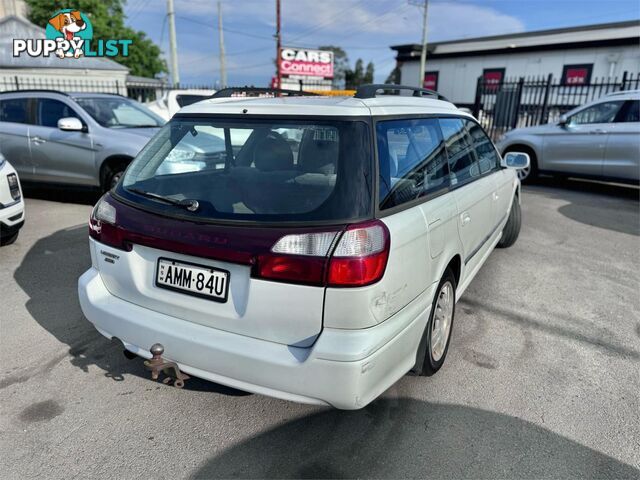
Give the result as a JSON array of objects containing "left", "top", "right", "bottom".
[{"left": 78, "top": 85, "right": 529, "bottom": 409}]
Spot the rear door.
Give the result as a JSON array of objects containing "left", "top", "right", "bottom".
[
  {"left": 603, "top": 100, "right": 640, "bottom": 182},
  {"left": 375, "top": 117, "right": 456, "bottom": 297},
  {"left": 30, "top": 97, "right": 96, "bottom": 185},
  {"left": 0, "top": 97, "right": 34, "bottom": 180},
  {"left": 542, "top": 100, "right": 624, "bottom": 176},
  {"left": 439, "top": 118, "right": 496, "bottom": 272},
  {"left": 467, "top": 119, "right": 511, "bottom": 225}
]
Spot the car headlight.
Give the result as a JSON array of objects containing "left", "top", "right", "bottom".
[{"left": 0, "top": 153, "right": 6, "bottom": 170}]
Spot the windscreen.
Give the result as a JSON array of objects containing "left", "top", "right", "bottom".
[
  {"left": 74, "top": 97, "right": 165, "bottom": 128},
  {"left": 118, "top": 117, "right": 373, "bottom": 224}
]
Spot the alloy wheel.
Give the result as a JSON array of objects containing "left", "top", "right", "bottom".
[{"left": 431, "top": 281, "right": 454, "bottom": 362}]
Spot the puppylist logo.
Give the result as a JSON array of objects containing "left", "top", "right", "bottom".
[{"left": 13, "top": 9, "right": 132, "bottom": 59}]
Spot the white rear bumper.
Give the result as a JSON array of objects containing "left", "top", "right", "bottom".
[{"left": 78, "top": 267, "right": 434, "bottom": 409}]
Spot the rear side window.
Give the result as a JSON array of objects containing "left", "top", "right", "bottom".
[
  {"left": 376, "top": 118, "right": 449, "bottom": 209},
  {"left": 568, "top": 101, "right": 623, "bottom": 125},
  {"left": 0, "top": 98, "right": 29, "bottom": 124},
  {"left": 617, "top": 100, "right": 639, "bottom": 123},
  {"left": 439, "top": 118, "right": 479, "bottom": 185},
  {"left": 36, "top": 99, "right": 80, "bottom": 128},
  {"left": 119, "top": 118, "right": 372, "bottom": 224}
]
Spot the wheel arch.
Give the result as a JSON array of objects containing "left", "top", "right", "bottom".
[{"left": 99, "top": 155, "right": 133, "bottom": 190}]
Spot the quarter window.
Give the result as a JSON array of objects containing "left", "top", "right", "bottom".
[
  {"left": 36, "top": 99, "right": 80, "bottom": 128},
  {"left": 439, "top": 118, "right": 479, "bottom": 185},
  {"left": 376, "top": 118, "right": 449, "bottom": 209},
  {"left": 568, "top": 101, "right": 623, "bottom": 125},
  {"left": 466, "top": 120, "right": 500, "bottom": 174},
  {"left": 0, "top": 98, "right": 29, "bottom": 124}
]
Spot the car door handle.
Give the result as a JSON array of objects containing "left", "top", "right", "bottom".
[
  {"left": 590, "top": 129, "right": 607, "bottom": 135},
  {"left": 460, "top": 212, "right": 471, "bottom": 226},
  {"left": 492, "top": 192, "right": 500, "bottom": 201},
  {"left": 31, "top": 136, "right": 46, "bottom": 144}
]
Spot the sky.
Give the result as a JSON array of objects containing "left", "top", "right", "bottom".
[{"left": 124, "top": 0, "right": 640, "bottom": 86}]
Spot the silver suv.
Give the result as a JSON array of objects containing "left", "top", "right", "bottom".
[
  {"left": 0, "top": 91, "right": 165, "bottom": 191},
  {"left": 497, "top": 90, "right": 640, "bottom": 184}
]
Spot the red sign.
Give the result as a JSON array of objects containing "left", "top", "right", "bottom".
[
  {"left": 280, "top": 47, "right": 334, "bottom": 78},
  {"left": 562, "top": 64, "right": 593, "bottom": 85},
  {"left": 423, "top": 71, "right": 438, "bottom": 90}
]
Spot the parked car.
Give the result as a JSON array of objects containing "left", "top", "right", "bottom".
[
  {"left": 0, "top": 91, "right": 165, "bottom": 191},
  {"left": 496, "top": 90, "right": 640, "bottom": 183},
  {"left": 146, "top": 89, "right": 216, "bottom": 120},
  {"left": 78, "top": 85, "right": 529, "bottom": 409},
  {"left": 0, "top": 154, "right": 25, "bottom": 246}
]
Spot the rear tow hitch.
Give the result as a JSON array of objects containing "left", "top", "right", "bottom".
[{"left": 143, "top": 343, "right": 190, "bottom": 388}]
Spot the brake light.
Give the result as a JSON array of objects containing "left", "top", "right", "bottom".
[
  {"left": 89, "top": 194, "right": 131, "bottom": 251},
  {"left": 327, "top": 221, "right": 390, "bottom": 287},
  {"left": 255, "top": 220, "right": 390, "bottom": 287}
]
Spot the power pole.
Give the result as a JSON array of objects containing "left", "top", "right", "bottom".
[
  {"left": 217, "top": 1, "right": 227, "bottom": 88},
  {"left": 410, "top": 0, "right": 429, "bottom": 87},
  {"left": 275, "top": 0, "right": 281, "bottom": 89},
  {"left": 167, "top": 0, "right": 180, "bottom": 86}
]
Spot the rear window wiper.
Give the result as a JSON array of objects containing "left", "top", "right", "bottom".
[{"left": 127, "top": 188, "right": 199, "bottom": 211}]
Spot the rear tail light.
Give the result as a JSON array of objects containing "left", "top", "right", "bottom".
[
  {"left": 89, "top": 194, "right": 130, "bottom": 251},
  {"left": 7, "top": 173, "right": 20, "bottom": 201},
  {"left": 255, "top": 220, "right": 390, "bottom": 287},
  {"left": 327, "top": 222, "right": 389, "bottom": 287}
]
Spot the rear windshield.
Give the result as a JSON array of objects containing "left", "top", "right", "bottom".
[{"left": 118, "top": 117, "right": 373, "bottom": 224}]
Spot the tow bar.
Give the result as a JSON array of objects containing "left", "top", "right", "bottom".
[{"left": 143, "top": 343, "right": 190, "bottom": 388}]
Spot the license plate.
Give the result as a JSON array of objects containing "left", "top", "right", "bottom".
[{"left": 156, "top": 258, "right": 229, "bottom": 302}]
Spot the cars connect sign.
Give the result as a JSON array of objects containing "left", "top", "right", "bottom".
[{"left": 280, "top": 47, "right": 334, "bottom": 78}]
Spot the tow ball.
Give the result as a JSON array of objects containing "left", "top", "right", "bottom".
[{"left": 143, "top": 343, "right": 190, "bottom": 388}]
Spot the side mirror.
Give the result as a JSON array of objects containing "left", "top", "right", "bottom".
[
  {"left": 557, "top": 114, "right": 568, "bottom": 127},
  {"left": 58, "top": 117, "right": 84, "bottom": 132},
  {"left": 501, "top": 151, "right": 530, "bottom": 170}
]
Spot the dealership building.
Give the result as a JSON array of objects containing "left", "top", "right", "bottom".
[{"left": 391, "top": 20, "right": 640, "bottom": 107}]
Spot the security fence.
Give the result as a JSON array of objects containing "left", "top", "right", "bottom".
[
  {"left": 473, "top": 71, "right": 640, "bottom": 140},
  {"left": 0, "top": 75, "right": 215, "bottom": 102}
]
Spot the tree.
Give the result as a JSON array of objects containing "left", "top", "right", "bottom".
[
  {"left": 318, "top": 45, "right": 349, "bottom": 89},
  {"left": 25, "top": 0, "right": 166, "bottom": 78},
  {"left": 385, "top": 66, "right": 401, "bottom": 85},
  {"left": 364, "top": 61, "right": 374, "bottom": 84},
  {"left": 345, "top": 58, "right": 375, "bottom": 89}
]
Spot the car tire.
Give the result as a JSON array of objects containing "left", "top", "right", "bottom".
[
  {"left": 411, "top": 267, "right": 457, "bottom": 377},
  {"left": 0, "top": 231, "right": 19, "bottom": 246},
  {"left": 505, "top": 146, "right": 538, "bottom": 184},
  {"left": 101, "top": 162, "right": 128, "bottom": 192},
  {"left": 497, "top": 196, "right": 521, "bottom": 248}
]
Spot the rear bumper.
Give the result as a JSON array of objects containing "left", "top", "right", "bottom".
[{"left": 78, "top": 267, "right": 433, "bottom": 409}]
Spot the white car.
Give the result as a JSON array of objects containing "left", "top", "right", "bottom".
[
  {"left": 78, "top": 85, "right": 529, "bottom": 409},
  {"left": 0, "top": 154, "right": 25, "bottom": 246},
  {"left": 146, "top": 89, "right": 216, "bottom": 121}
]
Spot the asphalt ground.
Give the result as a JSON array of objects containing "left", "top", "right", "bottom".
[{"left": 1, "top": 178, "right": 639, "bottom": 479}]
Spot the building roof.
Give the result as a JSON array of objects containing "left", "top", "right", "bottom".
[
  {"left": 0, "top": 15, "right": 128, "bottom": 71},
  {"left": 179, "top": 94, "right": 462, "bottom": 117},
  {"left": 392, "top": 19, "right": 640, "bottom": 61}
]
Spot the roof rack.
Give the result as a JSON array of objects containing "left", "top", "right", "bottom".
[
  {"left": 354, "top": 84, "right": 449, "bottom": 101},
  {"left": 211, "top": 87, "right": 319, "bottom": 98}
]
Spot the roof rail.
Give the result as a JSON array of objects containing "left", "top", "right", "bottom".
[
  {"left": 0, "top": 89, "right": 70, "bottom": 96},
  {"left": 354, "top": 84, "right": 449, "bottom": 101},
  {"left": 211, "top": 87, "right": 318, "bottom": 98}
]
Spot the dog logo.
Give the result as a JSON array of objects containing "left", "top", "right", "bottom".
[
  {"left": 47, "top": 10, "right": 89, "bottom": 58},
  {"left": 13, "top": 9, "right": 131, "bottom": 59}
]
